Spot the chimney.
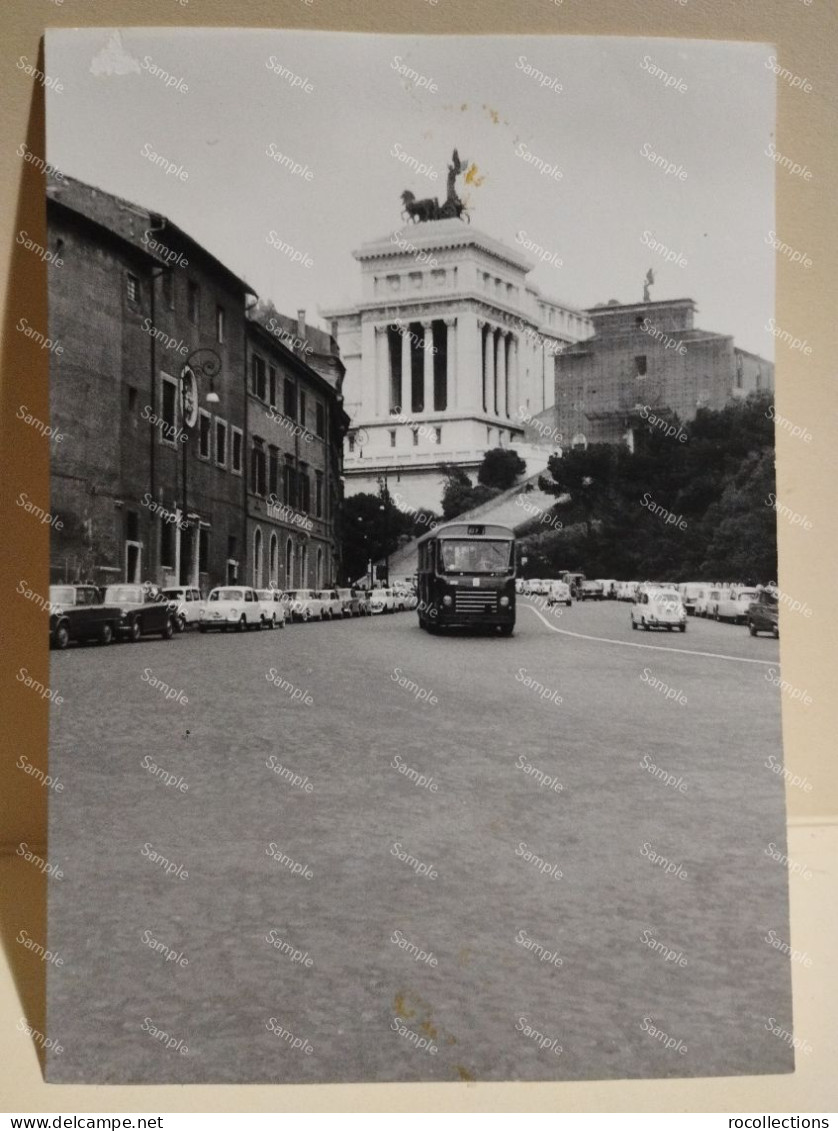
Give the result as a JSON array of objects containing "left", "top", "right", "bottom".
[{"left": 297, "top": 308, "right": 306, "bottom": 342}]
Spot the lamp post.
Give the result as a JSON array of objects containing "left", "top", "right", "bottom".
[{"left": 179, "top": 348, "right": 221, "bottom": 587}]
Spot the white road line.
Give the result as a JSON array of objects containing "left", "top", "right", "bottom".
[{"left": 521, "top": 603, "right": 776, "bottom": 666}]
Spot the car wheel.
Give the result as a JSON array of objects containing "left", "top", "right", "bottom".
[
  {"left": 199, "top": 625, "right": 208, "bottom": 634},
  {"left": 679, "top": 624, "right": 686, "bottom": 633},
  {"left": 499, "top": 624, "right": 514, "bottom": 637},
  {"left": 631, "top": 620, "right": 637, "bottom": 630},
  {"left": 666, "top": 625, "right": 672, "bottom": 632},
  {"left": 237, "top": 615, "right": 247, "bottom": 632},
  {"left": 129, "top": 618, "right": 142, "bottom": 643},
  {"left": 176, "top": 614, "right": 187, "bottom": 634},
  {"left": 53, "top": 622, "right": 70, "bottom": 650},
  {"left": 304, "top": 610, "right": 312, "bottom": 622},
  {"left": 714, "top": 610, "right": 720, "bottom": 621},
  {"left": 566, "top": 600, "right": 571, "bottom": 607},
  {"left": 99, "top": 622, "right": 114, "bottom": 645},
  {"left": 642, "top": 618, "right": 649, "bottom": 631},
  {"left": 749, "top": 621, "right": 758, "bottom": 636},
  {"left": 773, "top": 626, "right": 779, "bottom": 639},
  {"left": 161, "top": 616, "right": 174, "bottom": 640},
  {"left": 271, "top": 614, "right": 277, "bottom": 629}
]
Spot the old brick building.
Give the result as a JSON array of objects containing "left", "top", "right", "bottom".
[
  {"left": 46, "top": 175, "right": 347, "bottom": 590},
  {"left": 551, "top": 298, "right": 773, "bottom": 450},
  {"left": 246, "top": 310, "right": 347, "bottom": 590}
]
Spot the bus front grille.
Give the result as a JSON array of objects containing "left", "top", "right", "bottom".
[{"left": 454, "top": 590, "right": 499, "bottom": 614}]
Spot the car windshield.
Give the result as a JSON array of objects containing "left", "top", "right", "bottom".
[
  {"left": 737, "top": 591, "right": 758, "bottom": 600},
  {"left": 439, "top": 539, "right": 513, "bottom": 575},
  {"left": 162, "top": 589, "right": 183, "bottom": 598},
  {"left": 210, "top": 589, "right": 244, "bottom": 601},
  {"left": 105, "top": 587, "right": 143, "bottom": 602},
  {"left": 50, "top": 587, "right": 77, "bottom": 605}
]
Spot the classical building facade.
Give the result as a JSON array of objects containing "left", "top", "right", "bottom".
[
  {"left": 551, "top": 298, "right": 774, "bottom": 449},
  {"left": 47, "top": 174, "right": 347, "bottom": 590},
  {"left": 323, "top": 218, "right": 592, "bottom": 512}
]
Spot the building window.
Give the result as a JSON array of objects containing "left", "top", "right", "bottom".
[
  {"left": 162, "top": 271, "right": 174, "bottom": 310},
  {"left": 268, "top": 445, "right": 279, "bottom": 496},
  {"left": 252, "top": 354, "right": 266, "bottom": 400},
  {"left": 390, "top": 430, "right": 396, "bottom": 448},
  {"left": 215, "top": 418, "right": 228, "bottom": 467},
  {"left": 188, "top": 281, "right": 200, "bottom": 325},
  {"left": 315, "top": 402, "right": 325, "bottom": 438},
  {"left": 299, "top": 391, "right": 306, "bottom": 431},
  {"left": 435, "top": 427, "right": 442, "bottom": 444},
  {"left": 412, "top": 429, "right": 419, "bottom": 446},
  {"left": 231, "top": 426, "right": 243, "bottom": 475},
  {"left": 251, "top": 438, "right": 266, "bottom": 496},
  {"left": 127, "top": 385, "right": 138, "bottom": 412},
  {"left": 315, "top": 471, "right": 323, "bottom": 518},
  {"left": 298, "top": 463, "right": 311, "bottom": 512},
  {"left": 216, "top": 305, "right": 225, "bottom": 344},
  {"left": 348, "top": 434, "right": 355, "bottom": 453},
  {"left": 285, "top": 538, "right": 293, "bottom": 584},
  {"left": 198, "top": 409, "right": 211, "bottom": 459},
  {"left": 635, "top": 355, "right": 648, "bottom": 377},
  {"left": 126, "top": 273, "right": 140, "bottom": 304},
  {"left": 268, "top": 365, "right": 277, "bottom": 407},
  {"left": 159, "top": 374, "right": 179, "bottom": 446},
  {"left": 284, "top": 455, "right": 295, "bottom": 506},
  {"left": 284, "top": 379, "right": 296, "bottom": 420}
]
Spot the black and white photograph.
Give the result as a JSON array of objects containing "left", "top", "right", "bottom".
[{"left": 35, "top": 27, "right": 798, "bottom": 1084}]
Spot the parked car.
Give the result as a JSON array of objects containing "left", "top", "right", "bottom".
[
  {"left": 103, "top": 583, "right": 175, "bottom": 641},
  {"left": 678, "top": 582, "right": 706, "bottom": 617},
  {"left": 286, "top": 589, "right": 325, "bottom": 622},
  {"left": 48, "top": 584, "right": 124, "bottom": 649},
  {"left": 597, "top": 579, "right": 618, "bottom": 600},
  {"left": 161, "top": 586, "right": 203, "bottom": 632},
  {"left": 577, "top": 579, "right": 605, "bottom": 601},
  {"left": 695, "top": 587, "right": 723, "bottom": 619},
  {"left": 369, "top": 587, "right": 396, "bottom": 614},
  {"left": 317, "top": 589, "right": 343, "bottom": 619},
  {"left": 615, "top": 581, "right": 639, "bottom": 602},
  {"left": 547, "top": 579, "right": 572, "bottom": 607},
  {"left": 631, "top": 587, "right": 687, "bottom": 632},
  {"left": 562, "top": 572, "right": 586, "bottom": 598},
  {"left": 199, "top": 586, "right": 263, "bottom": 632},
  {"left": 748, "top": 588, "right": 779, "bottom": 638},
  {"left": 336, "top": 587, "right": 359, "bottom": 617},
  {"left": 256, "top": 589, "right": 286, "bottom": 628},
  {"left": 715, "top": 587, "right": 759, "bottom": 625}
]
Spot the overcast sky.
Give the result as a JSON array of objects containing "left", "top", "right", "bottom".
[{"left": 46, "top": 29, "right": 775, "bottom": 357}]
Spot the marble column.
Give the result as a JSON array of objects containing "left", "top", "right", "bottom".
[
  {"left": 376, "top": 326, "right": 389, "bottom": 418},
  {"left": 479, "top": 319, "right": 489, "bottom": 412},
  {"left": 497, "top": 330, "right": 508, "bottom": 418},
  {"left": 422, "top": 321, "right": 434, "bottom": 414},
  {"left": 444, "top": 317, "right": 456, "bottom": 413},
  {"left": 486, "top": 324, "right": 496, "bottom": 415},
  {"left": 400, "top": 323, "right": 411, "bottom": 416},
  {"left": 492, "top": 328, "right": 500, "bottom": 416}
]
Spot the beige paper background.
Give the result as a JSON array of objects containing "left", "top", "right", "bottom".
[{"left": 0, "top": 0, "right": 835, "bottom": 1113}]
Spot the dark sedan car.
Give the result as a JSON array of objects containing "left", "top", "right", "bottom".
[
  {"left": 747, "top": 588, "right": 779, "bottom": 638},
  {"left": 49, "top": 585, "right": 124, "bottom": 649},
  {"left": 102, "top": 584, "right": 175, "bottom": 641}
]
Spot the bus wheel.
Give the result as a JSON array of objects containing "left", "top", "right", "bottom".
[{"left": 499, "top": 624, "right": 514, "bottom": 637}]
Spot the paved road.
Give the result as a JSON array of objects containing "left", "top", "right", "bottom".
[{"left": 45, "top": 600, "right": 793, "bottom": 1083}]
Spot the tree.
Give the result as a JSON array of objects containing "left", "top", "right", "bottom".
[
  {"left": 477, "top": 447, "right": 527, "bottom": 490},
  {"left": 439, "top": 464, "right": 500, "bottom": 520},
  {"left": 339, "top": 492, "right": 413, "bottom": 583}
]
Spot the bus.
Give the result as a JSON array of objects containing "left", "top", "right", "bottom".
[{"left": 416, "top": 521, "right": 517, "bottom": 635}]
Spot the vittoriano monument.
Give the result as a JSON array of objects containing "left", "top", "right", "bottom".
[{"left": 401, "top": 148, "right": 471, "bottom": 224}]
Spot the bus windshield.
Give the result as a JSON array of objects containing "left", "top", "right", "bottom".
[{"left": 439, "top": 539, "right": 513, "bottom": 575}]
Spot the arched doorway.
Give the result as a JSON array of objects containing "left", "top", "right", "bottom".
[
  {"left": 285, "top": 538, "right": 294, "bottom": 587},
  {"left": 269, "top": 533, "right": 278, "bottom": 587},
  {"left": 253, "top": 527, "right": 263, "bottom": 588}
]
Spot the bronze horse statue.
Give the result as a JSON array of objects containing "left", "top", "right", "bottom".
[{"left": 401, "top": 190, "right": 470, "bottom": 224}]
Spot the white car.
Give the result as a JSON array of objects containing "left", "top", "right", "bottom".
[
  {"left": 678, "top": 582, "right": 706, "bottom": 617},
  {"left": 695, "top": 587, "right": 724, "bottom": 619},
  {"left": 316, "top": 589, "right": 343, "bottom": 619},
  {"left": 199, "top": 586, "right": 262, "bottom": 633},
  {"left": 161, "top": 586, "right": 203, "bottom": 631},
  {"left": 256, "top": 589, "right": 286, "bottom": 628},
  {"left": 714, "top": 588, "right": 759, "bottom": 624},
  {"left": 286, "top": 589, "right": 325, "bottom": 622},
  {"left": 369, "top": 588, "right": 395, "bottom": 614},
  {"left": 547, "top": 580, "right": 572, "bottom": 606},
  {"left": 598, "top": 579, "right": 618, "bottom": 600},
  {"left": 631, "top": 587, "right": 687, "bottom": 632}
]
